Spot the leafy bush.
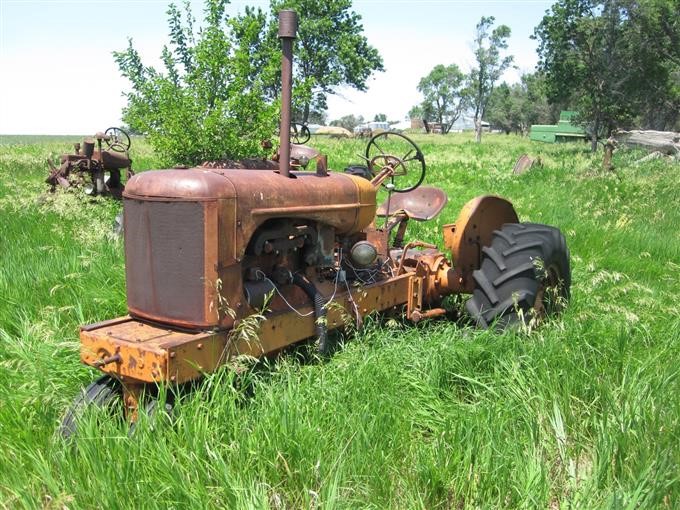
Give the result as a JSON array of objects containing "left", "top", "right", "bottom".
[{"left": 114, "top": 0, "right": 278, "bottom": 165}]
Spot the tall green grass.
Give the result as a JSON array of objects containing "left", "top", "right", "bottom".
[{"left": 0, "top": 133, "right": 678, "bottom": 508}]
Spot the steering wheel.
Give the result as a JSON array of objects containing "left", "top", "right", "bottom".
[
  {"left": 365, "top": 132, "right": 426, "bottom": 193},
  {"left": 104, "top": 127, "right": 131, "bottom": 152},
  {"left": 290, "top": 123, "right": 311, "bottom": 145}
]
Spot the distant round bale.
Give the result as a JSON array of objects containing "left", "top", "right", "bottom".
[{"left": 315, "top": 126, "right": 353, "bottom": 138}]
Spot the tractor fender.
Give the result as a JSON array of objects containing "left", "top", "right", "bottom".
[{"left": 443, "top": 195, "right": 519, "bottom": 292}]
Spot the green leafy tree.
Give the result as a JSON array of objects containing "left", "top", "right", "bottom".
[
  {"left": 534, "top": 0, "right": 679, "bottom": 150},
  {"left": 468, "top": 16, "right": 514, "bottom": 143},
  {"left": 268, "top": 0, "right": 384, "bottom": 123},
  {"left": 114, "top": 0, "right": 278, "bottom": 165},
  {"left": 534, "top": 1, "right": 633, "bottom": 150},
  {"left": 521, "top": 72, "right": 557, "bottom": 126},
  {"left": 486, "top": 82, "right": 514, "bottom": 134},
  {"left": 413, "top": 64, "right": 466, "bottom": 134},
  {"left": 408, "top": 105, "right": 424, "bottom": 120},
  {"left": 306, "top": 110, "right": 328, "bottom": 125},
  {"left": 330, "top": 114, "right": 364, "bottom": 131},
  {"left": 486, "top": 73, "right": 553, "bottom": 134},
  {"left": 625, "top": 0, "right": 680, "bottom": 130},
  {"left": 374, "top": 113, "right": 387, "bottom": 122}
]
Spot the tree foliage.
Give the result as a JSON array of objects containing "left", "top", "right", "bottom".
[
  {"left": 330, "top": 114, "right": 363, "bottom": 131},
  {"left": 414, "top": 64, "right": 466, "bottom": 134},
  {"left": 485, "top": 82, "right": 515, "bottom": 134},
  {"left": 486, "top": 73, "right": 554, "bottom": 134},
  {"left": 468, "top": 16, "right": 514, "bottom": 142},
  {"left": 624, "top": 0, "right": 680, "bottom": 130},
  {"left": 268, "top": 0, "right": 384, "bottom": 123},
  {"left": 114, "top": 0, "right": 383, "bottom": 164},
  {"left": 534, "top": 0, "right": 680, "bottom": 150},
  {"left": 408, "top": 105, "right": 424, "bottom": 121},
  {"left": 114, "top": 0, "right": 277, "bottom": 165},
  {"left": 534, "top": 0, "right": 634, "bottom": 150}
]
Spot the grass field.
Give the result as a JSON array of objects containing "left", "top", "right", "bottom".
[{"left": 0, "top": 133, "right": 678, "bottom": 508}]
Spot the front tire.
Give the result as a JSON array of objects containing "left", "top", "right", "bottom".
[
  {"left": 58, "top": 375, "right": 123, "bottom": 439},
  {"left": 465, "top": 223, "right": 571, "bottom": 329},
  {"left": 58, "top": 376, "right": 172, "bottom": 439}
]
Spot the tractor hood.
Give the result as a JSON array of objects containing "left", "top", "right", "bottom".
[
  {"left": 123, "top": 167, "right": 377, "bottom": 235},
  {"left": 124, "top": 168, "right": 237, "bottom": 200},
  {"left": 122, "top": 166, "right": 378, "bottom": 329}
]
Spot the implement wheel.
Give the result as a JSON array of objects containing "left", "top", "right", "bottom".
[{"left": 465, "top": 223, "right": 571, "bottom": 329}]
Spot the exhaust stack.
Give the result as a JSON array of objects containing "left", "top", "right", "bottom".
[{"left": 278, "top": 10, "right": 298, "bottom": 178}]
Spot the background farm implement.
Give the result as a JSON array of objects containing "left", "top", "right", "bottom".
[{"left": 46, "top": 127, "right": 133, "bottom": 198}]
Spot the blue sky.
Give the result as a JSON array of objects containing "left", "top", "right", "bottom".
[{"left": 0, "top": 0, "right": 554, "bottom": 134}]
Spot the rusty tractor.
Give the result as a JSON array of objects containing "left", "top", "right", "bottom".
[
  {"left": 46, "top": 127, "right": 134, "bottom": 198},
  {"left": 60, "top": 11, "right": 571, "bottom": 435}
]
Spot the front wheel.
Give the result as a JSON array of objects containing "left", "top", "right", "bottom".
[
  {"left": 465, "top": 223, "right": 571, "bottom": 329},
  {"left": 58, "top": 376, "right": 172, "bottom": 439},
  {"left": 58, "top": 375, "right": 123, "bottom": 439}
]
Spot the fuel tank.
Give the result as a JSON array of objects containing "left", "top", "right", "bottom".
[{"left": 122, "top": 167, "right": 377, "bottom": 330}]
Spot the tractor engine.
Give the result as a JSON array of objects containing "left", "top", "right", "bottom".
[{"left": 123, "top": 168, "right": 378, "bottom": 330}]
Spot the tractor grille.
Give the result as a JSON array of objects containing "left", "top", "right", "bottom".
[{"left": 124, "top": 199, "right": 206, "bottom": 326}]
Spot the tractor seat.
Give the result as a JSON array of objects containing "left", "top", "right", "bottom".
[
  {"left": 290, "top": 144, "right": 320, "bottom": 161},
  {"left": 376, "top": 186, "right": 448, "bottom": 221},
  {"left": 101, "top": 151, "right": 132, "bottom": 169}
]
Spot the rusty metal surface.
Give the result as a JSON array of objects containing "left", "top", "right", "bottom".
[
  {"left": 45, "top": 127, "right": 133, "bottom": 197},
  {"left": 122, "top": 383, "right": 144, "bottom": 422},
  {"left": 395, "top": 241, "right": 437, "bottom": 276},
  {"left": 407, "top": 275, "right": 424, "bottom": 321},
  {"left": 315, "top": 154, "right": 328, "bottom": 176},
  {"left": 200, "top": 159, "right": 279, "bottom": 170},
  {"left": 125, "top": 200, "right": 211, "bottom": 326},
  {"left": 123, "top": 168, "right": 377, "bottom": 330},
  {"left": 365, "top": 225, "right": 390, "bottom": 260},
  {"left": 81, "top": 319, "right": 172, "bottom": 382},
  {"left": 82, "top": 272, "right": 412, "bottom": 384},
  {"left": 101, "top": 150, "right": 131, "bottom": 169},
  {"left": 290, "top": 144, "right": 321, "bottom": 166},
  {"left": 278, "top": 10, "right": 297, "bottom": 177},
  {"left": 71, "top": 10, "right": 547, "bottom": 417},
  {"left": 376, "top": 186, "right": 448, "bottom": 220},
  {"left": 199, "top": 150, "right": 319, "bottom": 172},
  {"left": 207, "top": 271, "right": 409, "bottom": 362},
  {"left": 125, "top": 169, "right": 376, "bottom": 235},
  {"left": 124, "top": 169, "right": 236, "bottom": 201},
  {"left": 444, "top": 195, "right": 519, "bottom": 292}
]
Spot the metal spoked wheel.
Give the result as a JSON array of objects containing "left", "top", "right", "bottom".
[
  {"left": 104, "top": 127, "right": 131, "bottom": 152},
  {"left": 365, "top": 132, "right": 426, "bottom": 193},
  {"left": 291, "top": 123, "right": 311, "bottom": 144}
]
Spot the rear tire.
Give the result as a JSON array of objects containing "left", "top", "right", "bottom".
[{"left": 465, "top": 223, "right": 571, "bottom": 329}]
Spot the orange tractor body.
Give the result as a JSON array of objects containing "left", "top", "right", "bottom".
[{"left": 62, "top": 10, "right": 570, "bottom": 432}]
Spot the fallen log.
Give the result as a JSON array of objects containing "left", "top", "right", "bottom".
[{"left": 613, "top": 130, "right": 679, "bottom": 155}]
